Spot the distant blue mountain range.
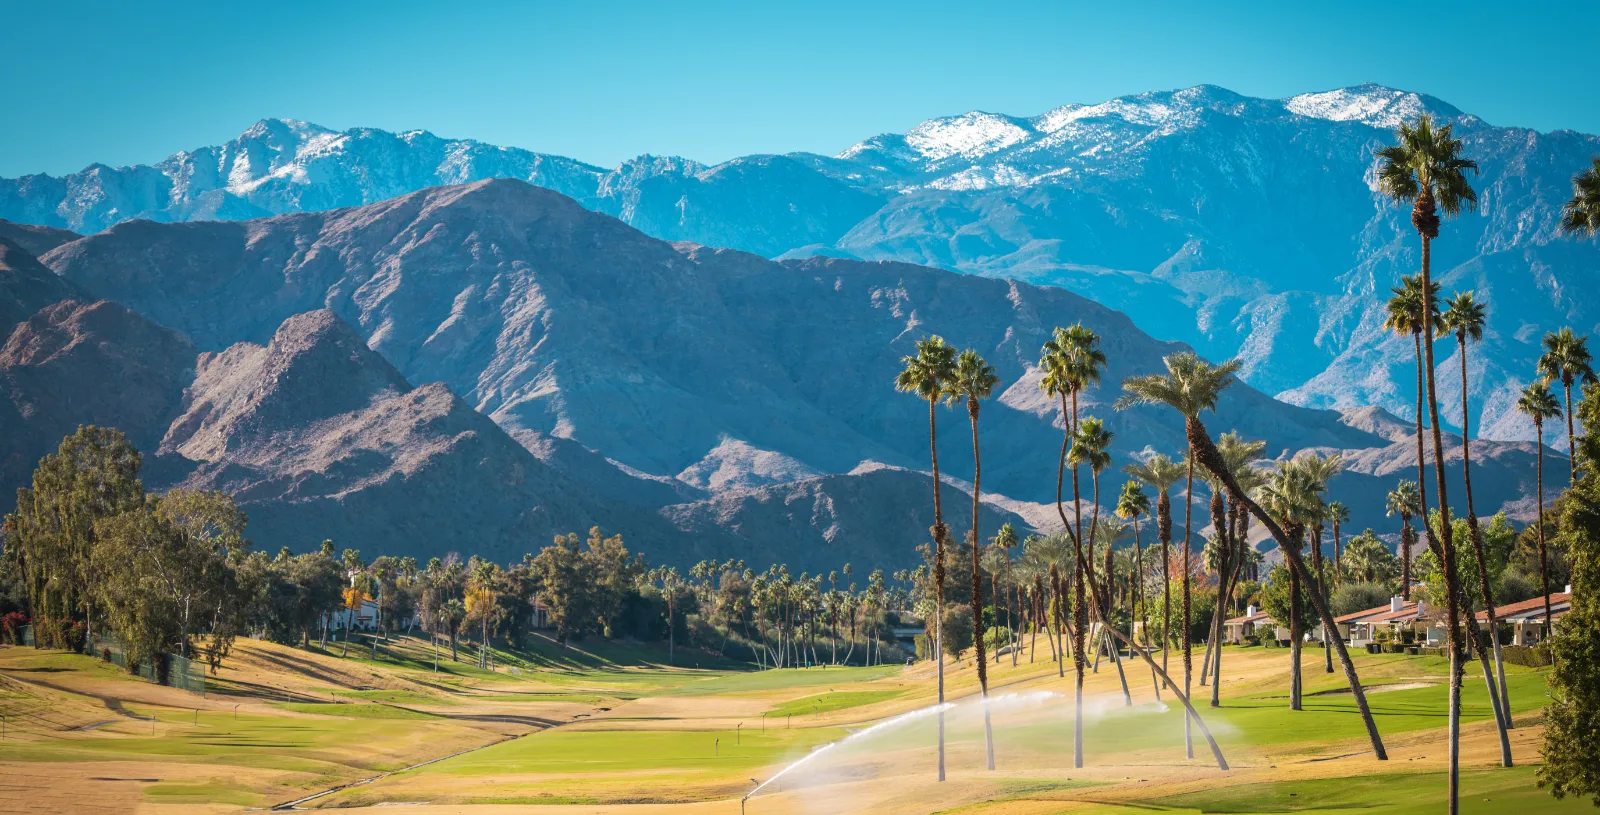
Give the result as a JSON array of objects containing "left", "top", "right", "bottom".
[{"left": 5, "top": 83, "right": 1598, "bottom": 440}]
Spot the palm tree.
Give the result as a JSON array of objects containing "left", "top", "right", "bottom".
[
  {"left": 1296, "top": 452, "right": 1343, "bottom": 676},
  {"left": 1516, "top": 382, "right": 1562, "bottom": 638},
  {"left": 947, "top": 347, "right": 999, "bottom": 771},
  {"left": 1560, "top": 157, "right": 1600, "bottom": 236},
  {"left": 1116, "top": 480, "right": 1155, "bottom": 697},
  {"left": 1327, "top": 501, "right": 1349, "bottom": 580},
  {"left": 1119, "top": 351, "right": 1389, "bottom": 760},
  {"left": 895, "top": 335, "right": 957, "bottom": 781},
  {"left": 1020, "top": 534, "right": 1071, "bottom": 670},
  {"left": 1441, "top": 291, "right": 1514, "bottom": 732},
  {"left": 1258, "top": 457, "right": 1326, "bottom": 711},
  {"left": 1385, "top": 481, "right": 1420, "bottom": 599},
  {"left": 1040, "top": 323, "right": 1105, "bottom": 769},
  {"left": 1125, "top": 454, "right": 1184, "bottom": 688},
  {"left": 1537, "top": 327, "right": 1596, "bottom": 487},
  {"left": 1377, "top": 117, "right": 1479, "bottom": 810}
]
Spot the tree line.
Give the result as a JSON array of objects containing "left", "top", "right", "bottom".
[{"left": 0, "top": 426, "right": 916, "bottom": 675}]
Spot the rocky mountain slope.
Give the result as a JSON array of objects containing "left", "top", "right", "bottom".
[
  {"left": 0, "top": 263, "right": 1026, "bottom": 570},
  {"left": 24, "top": 179, "right": 1562, "bottom": 549},
  {"left": 5, "top": 85, "right": 1596, "bottom": 442}
]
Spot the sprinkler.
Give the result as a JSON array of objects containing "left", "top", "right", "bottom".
[
  {"left": 741, "top": 778, "right": 760, "bottom": 815},
  {"left": 737, "top": 722, "right": 742, "bottom": 744}
]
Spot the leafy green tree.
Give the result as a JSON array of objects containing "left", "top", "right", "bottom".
[
  {"left": 1340, "top": 530, "right": 1399, "bottom": 586},
  {"left": 1331, "top": 581, "right": 1394, "bottom": 618},
  {"left": 940, "top": 603, "right": 973, "bottom": 662},
  {"left": 1540, "top": 381, "right": 1600, "bottom": 804},
  {"left": 6, "top": 427, "right": 145, "bottom": 649}
]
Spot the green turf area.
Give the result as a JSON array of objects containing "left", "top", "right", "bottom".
[
  {"left": 416, "top": 725, "right": 843, "bottom": 777},
  {"left": 661, "top": 664, "right": 902, "bottom": 695},
  {"left": 764, "top": 689, "right": 906, "bottom": 719},
  {"left": 278, "top": 701, "right": 442, "bottom": 719},
  {"left": 1067, "top": 767, "right": 1591, "bottom": 814}
]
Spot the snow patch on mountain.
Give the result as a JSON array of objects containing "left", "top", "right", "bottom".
[
  {"left": 1285, "top": 86, "right": 1434, "bottom": 129},
  {"left": 903, "top": 112, "right": 1034, "bottom": 162}
]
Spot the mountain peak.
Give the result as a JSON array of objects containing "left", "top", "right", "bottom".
[{"left": 1284, "top": 83, "right": 1465, "bottom": 129}]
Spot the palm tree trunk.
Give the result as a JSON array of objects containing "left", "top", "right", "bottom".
[
  {"left": 1057, "top": 393, "right": 1085, "bottom": 768},
  {"left": 1135, "top": 514, "right": 1160, "bottom": 700},
  {"left": 1182, "top": 452, "right": 1195, "bottom": 759},
  {"left": 966, "top": 404, "right": 995, "bottom": 771},
  {"left": 1459, "top": 335, "right": 1515, "bottom": 734},
  {"left": 925, "top": 397, "right": 948, "bottom": 782},
  {"left": 1536, "top": 422, "right": 1553, "bottom": 638},
  {"left": 1564, "top": 380, "right": 1577, "bottom": 487},
  {"left": 1161, "top": 492, "right": 1172, "bottom": 689},
  {"left": 1418, "top": 230, "right": 1465, "bottom": 815},
  {"left": 1185, "top": 414, "right": 1389, "bottom": 760},
  {"left": 1290, "top": 557, "right": 1302, "bottom": 711}
]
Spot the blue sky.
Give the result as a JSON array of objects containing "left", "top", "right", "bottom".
[{"left": 4, "top": 0, "right": 1597, "bottom": 177}]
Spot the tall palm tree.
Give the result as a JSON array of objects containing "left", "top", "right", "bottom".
[
  {"left": 1516, "top": 382, "right": 1562, "bottom": 638},
  {"left": 1040, "top": 323, "right": 1104, "bottom": 769},
  {"left": 1377, "top": 116, "right": 1480, "bottom": 809},
  {"left": 1560, "top": 157, "right": 1600, "bottom": 236},
  {"left": 1119, "top": 351, "right": 1389, "bottom": 760},
  {"left": 1537, "top": 327, "right": 1596, "bottom": 487},
  {"left": 947, "top": 347, "right": 999, "bottom": 771},
  {"left": 894, "top": 335, "right": 957, "bottom": 781},
  {"left": 1116, "top": 353, "right": 1231, "bottom": 759},
  {"left": 1441, "top": 290, "right": 1514, "bottom": 730},
  {"left": 1385, "top": 481, "right": 1420, "bottom": 599},
  {"left": 1327, "top": 501, "right": 1349, "bottom": 580},
  {"left": 1125, "top": 454, "right": 1184, "bottom": 690}
]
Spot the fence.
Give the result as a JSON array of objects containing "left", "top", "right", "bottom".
[
  {"left": 5, "top": 627, "right": 204, "bottom": 695},
  {"left": 85, "top": 632, "right": 206, "bottom": 695}
]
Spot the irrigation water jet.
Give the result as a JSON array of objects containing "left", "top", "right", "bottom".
[{"left": 743, "top": 700, "right": 955, "bottom": 808}]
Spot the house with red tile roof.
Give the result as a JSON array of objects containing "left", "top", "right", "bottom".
[{"left": 1474, "top": 587, "right": 1572, "bottom": 646}]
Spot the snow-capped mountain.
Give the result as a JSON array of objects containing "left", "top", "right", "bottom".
[{"left": 4, "top": 83, "right": 1597, "bottom": 442}]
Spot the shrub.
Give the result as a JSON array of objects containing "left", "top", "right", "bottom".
[
  {"left": 1502, "top": 644, "right": 1554, "bottom": 668},
  {"left": 1331, "top": 582, "right": 1392, "bottom": 617}
]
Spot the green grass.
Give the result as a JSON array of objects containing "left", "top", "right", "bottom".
[
  {"left": 326, "top": 688, "right": 442, "bottom": 704},
  {"left": 661, "top": 664, "right": 902, "bottom": 696},
  {"left": 144, "top": 781, "right": 260, "bottom": 806},
  {"left": 1074, "top": 767, "right": 1591, "bottom": 814},
  {"left": 764, "top": 689, "right": 906, "bottom": 719},
  {"left": 278, "top": 702, "right": 441, "bottom": 720},
  {"left": 415, "top": 726, "right": 843, "bottom": 778}
]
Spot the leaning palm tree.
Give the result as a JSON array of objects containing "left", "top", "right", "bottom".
[
  {"left": 1040, "top": 323, "right": 1105, "bottom": 769},
  {"left": 946, "top": 347, "right": 999, "bottom": 771},
  {"left": 1516, "top": 382, "right": 1562, "bottom": 638},
  {"left": 1385, "top": 481, "right": 1420, "bottom": 599},
  {"left": 1118, "top": 351, "right": 1389, "bottom": 760},
  {"left": 1441, "top": 290, "right": 1514, "bottom": 729},
  {"left": 894, "top": 335, "right": 957, "bottom": 781},
  {"left": 1377, "top": 115, "right": 1479, "bottom": 811},
  {"left": 1560, "top": 157, "right": 1600, "bottom": 236},
  {"left": 1537, "top": 327, "right": 1596, "bottom": 487},
  {"left": 1125, "top": 453, "right": 1184, "bottom": 689}
]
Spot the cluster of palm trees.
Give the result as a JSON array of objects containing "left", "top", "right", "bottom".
[{"left": 893, "top": 113, "right": 1600, "bottom": 812}]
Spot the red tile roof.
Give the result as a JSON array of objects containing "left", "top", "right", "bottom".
[
  {"left": 1335, "top": 603, "right": 1398, "bottom": 624},
  {"left": 1475, "top": 592, "right": 1571, "bottom": 622}
]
